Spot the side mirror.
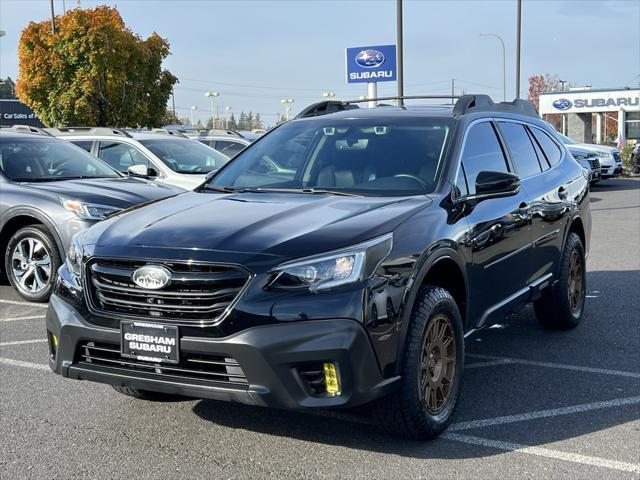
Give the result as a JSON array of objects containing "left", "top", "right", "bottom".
[
  {"left": 128, "top": 164, "right": 155, "bottom": 178},
  {"left": 475, "top": 171, "right": 520, "bottom": 198}
]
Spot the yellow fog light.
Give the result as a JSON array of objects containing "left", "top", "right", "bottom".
[
  {"left": 51, "top": 334, "right": 58, "bottom": 350},
  {"left": 323, "top": 362, "right": 341, "bottom": 396}
]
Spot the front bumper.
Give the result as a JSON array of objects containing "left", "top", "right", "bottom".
[
  {"left": 46, "top": 294, "right": 398, "bottom": 409},
  {"left": 600, "top": 163, "right": 622, "bottom": 177}
]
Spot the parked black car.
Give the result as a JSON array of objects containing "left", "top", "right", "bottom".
[
  {"left": 0, "top": 129, "right": 184, "bottom": 301},
  {"left": 46, "top": 95, "right": 591, "bottom": 439}
]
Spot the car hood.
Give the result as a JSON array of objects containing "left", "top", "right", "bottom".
[
  {"left": 92, "top": 191, "right": 432, "bottom": 259},
  {"left": 572, "top": 143, "right": 618, "bottom": 154},
  {"left": 24, "top": 177, "right": 184, "bottom": 208},
  {"left": 165, "top": 174, "right": 208, "bottom": 190}
]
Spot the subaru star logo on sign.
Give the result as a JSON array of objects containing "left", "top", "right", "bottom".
[
  {"left": 553, "top": 98, "right": 572, "bottom": 110},
  {"left": 345, "top": 44, "right": 397, "bottom": 84},
  {"left": 132, "top": 265, "right": 171, "bottom": 290}
]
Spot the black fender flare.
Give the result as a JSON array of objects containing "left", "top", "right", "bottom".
[
  {"left": 0, "top": 207, "right": 66, "bottom": 259},
  {"left": 393, "top": 245, "right": 469, "bottom": 377}
]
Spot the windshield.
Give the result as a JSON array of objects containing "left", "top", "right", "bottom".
[
  {"left": 558, "top": 133, "right": 576, "bottom": 145},
  {"left": 207, "top": 117, "right": 453, "bottom": 196},
  {"left": 0, "top": 137, "right": 120, "bottom": 182},
  {"left": 140, "top": 138, "right": 230, "bottom": 174}
]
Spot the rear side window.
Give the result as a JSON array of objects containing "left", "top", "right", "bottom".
[
  {"left": 498, "top": 122, "right": 542, "bottom": 178},
  {"left": 70, "top": 140, "right": 93, "bottom": 153},
  {"left": 460, "top": 122, "right": 509, "bottom": 195},
  {"left": 530, "top": 128, "right": 562, "bottom": 166}
]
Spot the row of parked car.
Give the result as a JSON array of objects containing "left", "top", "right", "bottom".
[
  {"left": 0, "top": 125, "right": 254, "bottom": 301},
  {"left": 556, "top": 132, "right": 623, "bottom": 184}
]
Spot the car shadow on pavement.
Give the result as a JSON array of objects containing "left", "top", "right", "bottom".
[
  {"left": 191, "top": 270, "right": 640, "bottom": 459},
  {"left": 591, "top": 177, "right": 640, "bottom": 192}
]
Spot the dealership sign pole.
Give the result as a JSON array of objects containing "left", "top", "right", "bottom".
[{"left": 345, "top": 44, "right": 397, "bottom": 108}]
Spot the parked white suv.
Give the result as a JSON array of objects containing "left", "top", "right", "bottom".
[
  {"left": 48, "top": 128, "right": 231, "bottom": 190},
  {"left": 557, "top": 133, "right": 622, "bottom": 178}
]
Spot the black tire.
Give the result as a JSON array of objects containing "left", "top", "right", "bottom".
[
  {"left": 5, "top": 225, "right": 61, "bottom": 302},
  {"left": 111, "top": 385, "right": 185, "bottom": 401},
  {"left": 534, "top": 232, "right": 586, "bottom": 330},
  {"left": 372, "top": 285, "right": 464, "bottom": 440}
]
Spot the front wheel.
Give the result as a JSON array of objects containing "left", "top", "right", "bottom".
[
  {"left": 534, "top": 232, "right": 586, "bottom": 329},
  {"left": 5, "top": 225, "right": 61, "bottom": 302},
  {"left": 372, "top": 285, "right": 464, "bottom": 439}
]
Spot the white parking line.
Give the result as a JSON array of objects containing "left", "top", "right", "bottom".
[
  {"left": 0, "top": 299, "right": 48, "bottom": 308},
  {"left": 1, "top": 315, "right": 46, "bottom": 322},
  {"left": 0, "top": 339, "right": 47, "bottom": 347},
  {"left": 465, "top": 359, "right": 515, "bottom": 369},
  {"left": 466, "top": 353, "right": 640, "bottom": 379},
  {"left": 449, "top": 396, "right": 640, "bottom": 431},
  {"left": 0, "top": 358, "right": 49, "bottom": 371},
  {"left": 442, "top": 432, "right": 640, "bottom": 474}
]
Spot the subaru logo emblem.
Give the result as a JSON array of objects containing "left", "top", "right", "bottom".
[
  {"left": 552, "top": 98, "right": 572, "bottom": 110},
  {"left": 131, "top": 265, "right": 171, "bottom": 290},
  {"left": 355, "top": 49, "right": 385, "bottom": 68}
]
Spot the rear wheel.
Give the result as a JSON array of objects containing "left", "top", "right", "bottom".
[
  {"left": 5, "top": 225, "right": 61, "bottom": 302},
  {"left": 534, "top": 232, "right": 586, "bottom": 329},
  {"left": 372, "top": 285, "right": 464, "bottom": 439}
]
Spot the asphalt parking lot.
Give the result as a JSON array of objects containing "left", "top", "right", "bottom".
[{"left": 1, "top": 178, "right": 639, "bottom": 479}]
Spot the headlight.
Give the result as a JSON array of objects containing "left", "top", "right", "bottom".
[
  {"left": 61, "top": 198, "right": 120, "bottom": 220},
  {"left": 65, "top": 232, "right": 84, "bottom": 279},
  {"left": 269, "top": 233, "right": 393, "bottom": 292},
  {"left": 596, "top": 152, "right": 611, "bottom": 159}
]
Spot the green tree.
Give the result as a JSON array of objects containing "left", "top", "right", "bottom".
[
  {"left": 246, "top": 111, "right": 254, "bottom": 130},
  {"left": 227, "top": 113, "right": 237, "bottom": 130},
  {"left": 0, "top": 77, "right": 17, "bottom": 99},
  {"left": 254, "top": 113, "right": 263, "bottom": 130},
  {"left": 161, "top": 109, "right": 182, "bottom": 126},
  {"left": 237, "top": 112, "right": 247, "bottom": 130},
  {"left": 16, "top": 6, "right": 177, "bottom": 127}
]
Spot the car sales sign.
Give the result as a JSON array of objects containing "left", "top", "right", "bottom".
[{"left": 345, "top": 44, "right": 397, "bottom": 84}]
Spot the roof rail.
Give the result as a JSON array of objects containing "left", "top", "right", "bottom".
[
  {"left": 45, "top": 127, "right": 132, "bottom": 138},
  {"left": 344, "top": 95, "right": 460, "bottom": 105},
  {"left": 453, "top": 94, "right": 539, "bottom": 117},
  {"left": 150, "top": 128, "right": 188, "bottom": 138},
  {"left": 7, "top": 125, "right": 53, "bottom": 136},
  {"left": 184, "top": 129, "right": 244, "bottom": 138}
]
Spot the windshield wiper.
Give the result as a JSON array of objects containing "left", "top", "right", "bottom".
[
  {"left": 202, "top": 185, "right": 261, "bottom": 193},
  {"left": 201, "top": 185, "right": 360, "bottom": 197},
  {"left": 299, "top": 188, "right": 361, "bottom": 197}
]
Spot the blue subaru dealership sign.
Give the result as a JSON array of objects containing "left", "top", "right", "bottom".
[{"left": 345, "top": 44, "right": 397, "bottom": 84}]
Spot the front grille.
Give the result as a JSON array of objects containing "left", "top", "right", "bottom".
[
  {"left": 588, "top": 158, "right": 600, "bottom": 170},
  {"left": 85, "top": 259, "right": 251, "bottom": 324},
  {"left": 76, "top": 341, "right": 248, "bottom": 385}
]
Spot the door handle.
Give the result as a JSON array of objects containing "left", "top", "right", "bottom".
[{"left": 558, "top": 186, "right": 568, "bottom": 200}]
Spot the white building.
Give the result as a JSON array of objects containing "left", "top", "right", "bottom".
[{"left": 539, "top": 87, "right": 639, "bottom": 145}]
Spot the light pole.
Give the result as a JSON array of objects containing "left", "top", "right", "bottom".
[
  {"left": 322, "top": 92, "right": 335, "bottom": 99},
  {"left": 190, "top": 106, "right": 197, "bottom": 126},
  {"left": 205, "top": 92, "right": 219, "bottom": 129},
  {"left": 515, "top": 0, "right": 522, "bottom": 99},
  {"left": 224, "top": 106, "right": 231, "bottom": 129},
  {"left": 479, "top": 33, "right": 506, "bottom": 102},
  {"left": 280, "top": 99, "right": 294, "bottom": 121},
  {"left": 397, "top": 0, "right": 404, "bottom": 106},
  {"left": 49, "top": 0, "right": 56, "bottom": 34}
]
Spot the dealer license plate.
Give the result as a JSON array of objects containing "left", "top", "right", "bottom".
[{"left": 120, "top": 321, "right": 179, "bottom": 364}]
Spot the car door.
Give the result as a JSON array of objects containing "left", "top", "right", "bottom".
[
  {"left": 525, "top": 125, "right": 573, "bottom": 284},
  {"left": 457, "top": 120, "right": 534, "bottom": 327}
]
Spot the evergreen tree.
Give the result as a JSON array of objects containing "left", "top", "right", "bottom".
[
  {"left": 238, "top": 112, "right": 247, "bottom": 131},
  {"left": 247, "top": 112, "right": 254, "bottom": 130},
  {"left": 0, "top": 77, "right": 17, "bottom": 99},
  {"left": 254, "top": 113, "right": 263, "bottom": 130}
]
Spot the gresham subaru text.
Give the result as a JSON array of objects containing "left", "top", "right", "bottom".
[{"left": 46, "top": 95, "right": 590, "bottom": 439}]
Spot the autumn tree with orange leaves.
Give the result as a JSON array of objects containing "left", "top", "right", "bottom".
[{"left": 16, "top": 6, "right": 177, "bottom": 127}]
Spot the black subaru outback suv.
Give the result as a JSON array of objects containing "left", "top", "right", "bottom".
[{"left": 47, "top": 95, "right": 590, "bottom": 439}]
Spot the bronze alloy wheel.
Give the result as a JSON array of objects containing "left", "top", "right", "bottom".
[
  {"left": 567, "top": 250, "right": 584, "bottom": 315},
  {"left": 420, "top": 314, "right": 457, "bottom": 414}
]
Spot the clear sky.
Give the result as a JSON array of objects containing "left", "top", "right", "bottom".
[{"left": 1, "top": 0, "right": 639, "bottom": 126}]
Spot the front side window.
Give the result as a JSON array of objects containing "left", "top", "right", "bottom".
[
  {"left": 498, "top": 122, "right": 542, "bottom": 178},
  {"left": 0, "top": 138, "right": 120, "bottom": 182},
  {"left": 215, "top": 140, "right": 246, "bottom": 158},
  {"left": 98, "top": 141, "right": 148, "bottom": 173},
  {"left": 459, "top": 122, "right": 509, "bottom": 195},
  {"left": 208, "top": 118, "right": 453, "bottom": 196},
  {"left": 140, "top": 139, "right": 230, "bottom": 174}
]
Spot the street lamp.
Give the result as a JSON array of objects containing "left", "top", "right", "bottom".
[
  {"left": 190, "top": 105, "right": 197, "bottom": 126},
  {"left": 205, "top": 92, "right": 219, "bottom": 129},
  {"left": 322, "top": 92, "right": 335, "bottom": 99},
  {"left": 479, "top": 33, "right": 506, "bottom": 102},
  {"left": 224, "top": 106, "right": 232, "bottom": 129},
  {"left": 280, "top": 99, "right": 294, "bottom": 121}
]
